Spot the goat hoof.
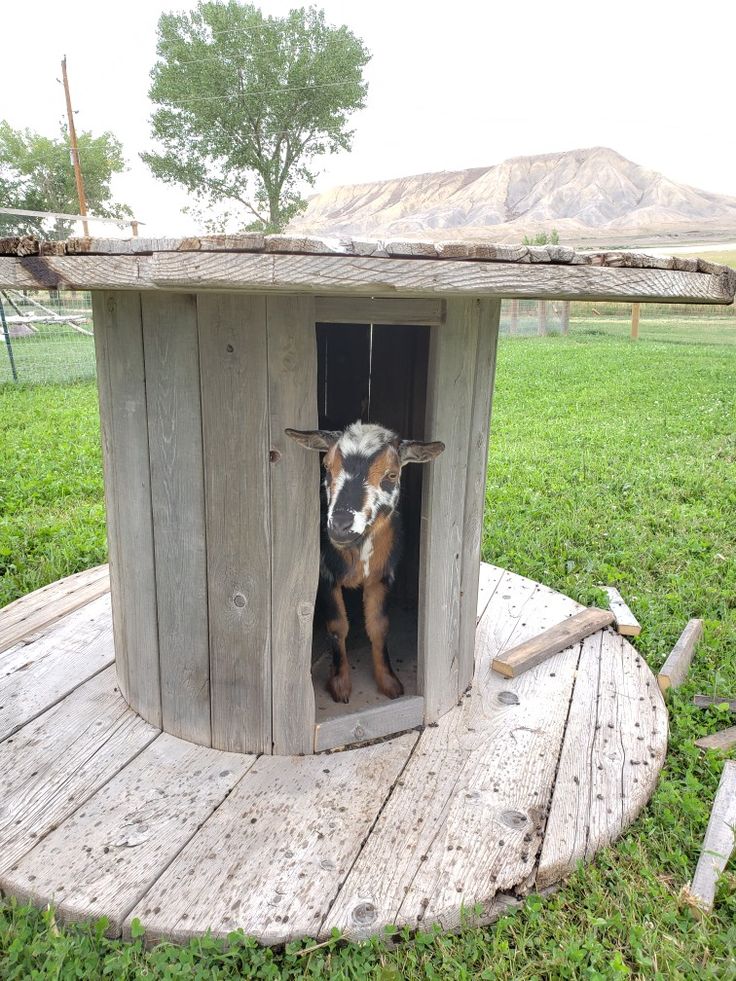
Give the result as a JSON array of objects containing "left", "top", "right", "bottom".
[
  {"left": 328, "top": 674, "right": 352, "bottom": 703},
  {"left": 378, "top": 673, "right": 404, "bottom": 700}
]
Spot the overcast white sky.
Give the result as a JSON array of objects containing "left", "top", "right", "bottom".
[{"left": 2, "top": 0, "right": 734, "bottom": 235}]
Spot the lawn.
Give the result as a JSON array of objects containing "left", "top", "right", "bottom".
[{"left": 1, "top": 329, "right": 736, "bottom": 978}]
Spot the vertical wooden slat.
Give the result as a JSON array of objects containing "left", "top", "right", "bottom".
[
  {"left": 92, "top": 291, "right": 161, "bottom": 727},
  {"left": 457, "top": 299, "right": 501, "bottom": 696},
  {"left": 142, "top": 293, "right": 210, "bottom": 745},
  {"left": 267, "top": 295, "right": 319, "bottom": 755},
  {"left": 418, "top": 298, "right": 479, "bottom": 722},
  {"left": 198, "top": 294, "right": 272, "bottom": 753},
  {"left": 560, "top": 300, "right": 571, "bottom": 335}
]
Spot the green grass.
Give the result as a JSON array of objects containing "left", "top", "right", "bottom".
[
  {"left": 2, "top": 330, "right": 736, "bottom": 978},
  {"left": 0, "top": 327, "right": 96, "bottom": 386}
]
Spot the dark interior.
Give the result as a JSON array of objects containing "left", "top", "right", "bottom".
[{"left": 312, "top": 321, "right": 431, "bottom": 712}]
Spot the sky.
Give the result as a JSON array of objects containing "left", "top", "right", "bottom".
[{"left": 2, "top": 0, "right": 735, "bottom": 236}]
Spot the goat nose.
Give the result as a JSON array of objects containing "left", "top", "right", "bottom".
[{"left": 330, "top": 511, "right": 353, "bottom": 534}]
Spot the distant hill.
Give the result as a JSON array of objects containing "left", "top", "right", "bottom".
[{"left": 289, "top": 147, "right": 736, "bottom": 246}]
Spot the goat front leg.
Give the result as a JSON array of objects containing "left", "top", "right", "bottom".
[
  {"left": 363, "top": 578, "right": 404, "bottom": 699},
  {"left": 324, "top": 584, "right": 351, "bottom": 703}
]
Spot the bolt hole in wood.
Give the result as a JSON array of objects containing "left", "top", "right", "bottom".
[{"left": 311, "top": 321, "right": 430, "bottom": 750}]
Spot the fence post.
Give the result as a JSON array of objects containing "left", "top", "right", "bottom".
[
  {"left": 510, "top": 299, "right": 519, "bottom": 335},
  {"left": 560, "top": 301, "right": 570, "bottom": 335},
  {"left": 538, "top": 300, "right": 548, "bottom": 336},
  {"left": 0, "top": 294, "right": 18, "bottom": 383},
  {"left": 631, "top": 303, "right": 640, "bottom": 340}
]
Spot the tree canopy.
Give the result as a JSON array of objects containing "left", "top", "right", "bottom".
[
  {"left": 0, "top": 121, "right": 131, "bottom": 237},
  {"left": 142, "top": 1, "right": 370, "bottom": 232}
]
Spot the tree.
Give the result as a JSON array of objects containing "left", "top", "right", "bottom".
[
  {"left": 0, "top": 121, "right": 131, "bottom": 237},
  {"left": 142, "top": 2, "right": 370, "bottom": 232}
]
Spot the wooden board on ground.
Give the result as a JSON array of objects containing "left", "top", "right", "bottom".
[
  {"left": 492, "top": 607, "right": 615, "bottom": 678},
  {"left": 683, "top": 761, "right": 736, "bottom": 913},
  {"left": 326, "top": 570, "right": 584, "bottom": 937},
  {"left": 0, "top": 594, "right": 113, "bottom": 740},
  {"left": 537, "top": 631, "right": 668, "bottom": 889},
  {"left": 0, "top": 667, "right": 157, "bottom": 875},
  {"left": 694, "top": 726, "right": 736, "bottom": 752},
  {"left": 658, "top": 619, "right": 704, "bottom": 693},
  {"left": 693, "top": 694, "right": 736, "bottom": 712},
  {"left": 6, "top": 734, "right": 255, "bottom": 936},
  {"left": 123, "top": 733, "right": 418, "bottom": 945},
  {"left": 603, "top": 586, "right": 641, "bottom": 636},
  {"left": 0, "top": 565, "right": 109, "bottom": 654}
]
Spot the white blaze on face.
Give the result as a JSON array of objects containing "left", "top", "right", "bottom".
[{"left": 351, "top": 510, "right": 368, "bottom": 535}]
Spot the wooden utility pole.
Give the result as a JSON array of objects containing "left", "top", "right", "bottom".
[
  {"left": 538, "top": 300, "right": 548, "bottom": 336},
  {"left": 61, "top": 56, "right": 89, "bottom": 237}
]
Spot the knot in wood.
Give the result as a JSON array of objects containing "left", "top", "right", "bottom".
[
  {"left": 498, "top": 691, "right": 520, "bottom": 705},
  {"left": 297, "top": 602, "right": 313, "bottom": 619},
  {"left": 269, "top": 448, "right": 281, "bottom": 463},
  {"left": 233, "top": 593, "right": 246, "bottom": 609},
  {"left": 351, "top": 902, "right": 377, "bottom": 926},
  {"left": 500, "top": 809, "right": 528, "bottom": 829},
  {"left": 352, "top": 723, "right": 366, "bottom": 741}
]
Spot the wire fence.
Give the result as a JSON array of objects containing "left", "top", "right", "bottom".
[{"left": 1, "top": 292, "right": 735, "bottom": 387}]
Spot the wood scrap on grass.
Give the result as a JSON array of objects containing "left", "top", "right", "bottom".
[
  {"left": 657, "top": 619, "right": 704, "bottom": 694},
  {"left": 602, "top": 586, "right": 641, "bottom": 636},
  {"left": 683, "top": 760, "right": 736, "bottom": 914},
  {"left": 492, "top": 607, "right": 614, "bottom": 679}
]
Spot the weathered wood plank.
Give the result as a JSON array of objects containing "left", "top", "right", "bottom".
[
  {"left": 458, "top": 299, "right": 501, "bottom": 695},
  {"left": 315, "top": 296, "right": 444, "bottom": 326},
  {"left": 198, "top": 293, "right": 271, "bottom": 754},
  {"left": 0, "top": 667, "right": 157, "bottom": 875},
  {"left": 476, "top": 563, "right": 505, "bottom": 624},
  {"left": 537, "top": 631, "right": 667, "bottom": 889},
  {"left": 143, "top": 292, "right": 210, "bottom": 745},
  {"left": 0, "top": 565, "right": 109, "bottom": 654},
  {"left": 3, "top": 734, "right": 255, "bottom": 936},
  {"left": 492, "top": 607, "right": 615, "bottom": 678},
  {"left": 658, "top": 618, "right": 704, "bottom": 693},
  {"left": 1, "top": 254, "right": 732, "bottom": 304},
  {"left": 151, "top": 253, "right": 734, "bottom": 304},
  {"left": 418, "top": 298, "right": 478, "bottom": 721},
  {"left": 314, "top": 696, "right": 424, "bottom": 753},
  {"left": 693, "top": 694, "right": 736, "bottom": 712},
  {"left": 123, "top": 733, "right": 417, "bottom": 946},
  {"left": 603, "top": 586, "right": 641, "bottom": 636},
  {"left": 267, "top": 295, "right": 319, "bottom": 755},
  {"left": 93, "top": 290, "right": 161, "bottom": 724},
  {"left": 0, "top": 594, "right": 113, "bottom": 740},
  {"left": 694, "top": 726, "right": 736, "bottom": 752},
  {"left": 325, "top": 569, "right": 583, "bottom": 938},
  {"left": 683, "top": 761, "right": 736, "bottom": 913}
]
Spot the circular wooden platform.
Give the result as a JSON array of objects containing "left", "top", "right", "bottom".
[{"left": 0, "top": 563, "right": 667, "bottom": 945}]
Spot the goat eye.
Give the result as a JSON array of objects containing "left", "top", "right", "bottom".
[{"left": 386, "top": 471, "right": 398, "bottom": 481}]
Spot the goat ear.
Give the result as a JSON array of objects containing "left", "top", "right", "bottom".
[
  {"left": 399, "top": 440, "right": 445, "bottom": 465},
  {"left": 285, "top": 428, "right": 341, "bottom": 452}
]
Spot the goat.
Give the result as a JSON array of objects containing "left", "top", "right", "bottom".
[{"left": 286, "top": 421, "right": 444, "bottom": 703}]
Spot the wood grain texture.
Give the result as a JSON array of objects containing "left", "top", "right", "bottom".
[
  {"left": 493, "top": 607, "right": 616, "bottom": 678},
  {"left": 683, "top": 761, "right": 736, "bottom": 912},
  {"left": 151, "top": 253, "right": 734, "bottom": 304},
  {"left": 0, "top": 667, "right": 157, "bottom": 875},
  {"left": 658, "top": 618, "right": 704, "bottom": 693},
  {"left": 198, "top": 293, "right": 271, "bottom": 754},
  {"left": 476, "top": 563, "right": 505, "bottom": 624},
  {"left": 418, "top": 298, "right": 478, "bottom": 721},
  {"left": 0, "top": 565, "right": 109, "bottom": 654},
  {"left": 4, "top": 734, "right": 255, "bottom": 936},
  {"left": 457, "top": 299, "right": 501, "bottom": 695},
  {"left": 0, "top": 594, "right": 113, "bottom": 740},
  {"left": 537, "top": 630, "right": 668, "bottom": 889},
  {"left": 123, "top": 733, "right": 417, "bottom": 946},
  {"left": 315, "top": 296, "right": 444, "bottom": 325},
  {"left": 1, "top": 253, "right": 732, "bottom": 304},
  {"left": 266, "top": 295, "right": 319, "bottom": 754},
  {"left": 694, "top": 726, "right": 736, "bottom": 752},
  {"left": 93, "top": 291, "right": 161, "bottom": 724},
  {"left": 143, "top": 292, "right": 210, "bottom": 744},
  {"left": 603, "top": 586, "right": 641, "bottom": 636},
  {"left": 326, "top": 568, "right": 583, "bottom": 938},
  {"left": 314, "top": 696, "right": 424, "bottom": 753}
]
